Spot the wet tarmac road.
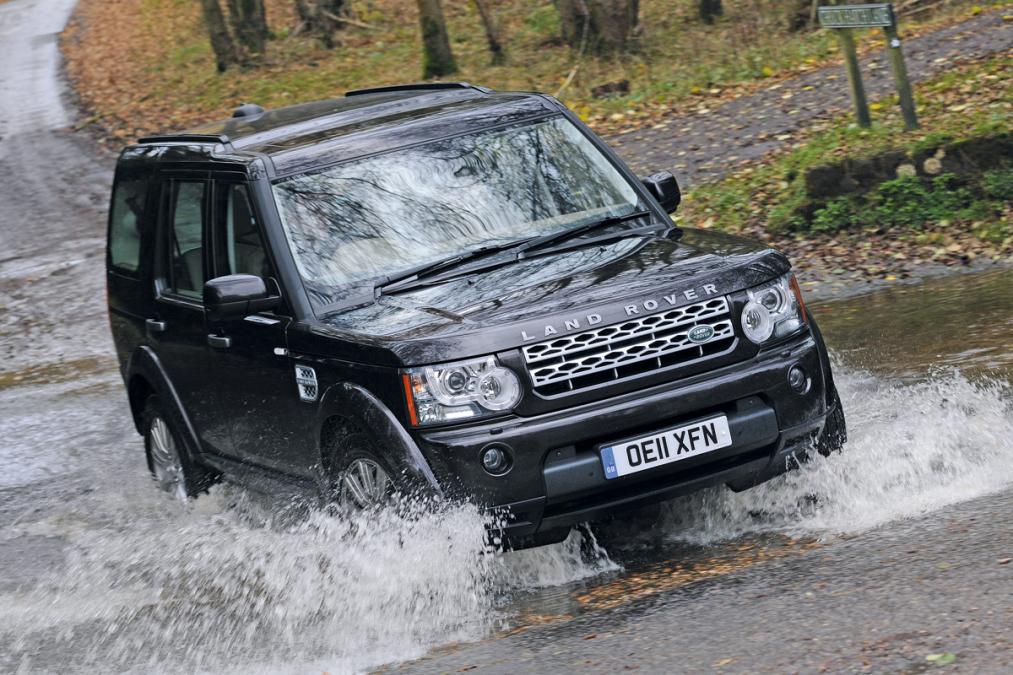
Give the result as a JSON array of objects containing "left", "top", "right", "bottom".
[{"left": 1, "top": 1, "right": 1011, "bottom": 672}]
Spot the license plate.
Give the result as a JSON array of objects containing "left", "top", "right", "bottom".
[{"left": 600, "top": 416, "right": 733, "bottom": 480}]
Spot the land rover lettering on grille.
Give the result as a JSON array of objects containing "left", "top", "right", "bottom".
[{"left": 520, "top": 283, "right": 720, "bottom": 341}]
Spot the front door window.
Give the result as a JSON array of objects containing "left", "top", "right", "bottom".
[
  {"left": 214, "top": 183, "right": 271, "bottom": 280},
  {"left": 167, "top": 181, "right": 208, "bottom": 299}
]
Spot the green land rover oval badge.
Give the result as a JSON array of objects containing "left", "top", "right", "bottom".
[{"left": 688, "top": 324, "right": 715, "bottom": 344}]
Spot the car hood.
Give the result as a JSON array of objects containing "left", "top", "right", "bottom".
[{"left": 301, "top": 228, "right": 791, "bottom": 366}]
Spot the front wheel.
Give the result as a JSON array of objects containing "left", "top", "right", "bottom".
[
  {"left": 325, "top": 422, "right": 431, "bottom": 514},
  {"left": 815, "top": 387, "right": 847, "bottom": 456},
  {"left": 336, "top": 451, "right": 396, "bottom": 511}
]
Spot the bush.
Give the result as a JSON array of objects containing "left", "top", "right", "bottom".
[
  {"left": 867, "top": 173, "right": 973, "bottom": 229},
  {"left": 804, "top": 172, "right": 982, "bottom": 232},
  {"left": 928, "top": 173, "right": 974, "bottom": 217},
  {"left": 870, "top": 174, "right": 933, "bottom": 227},
  {"left": 982, "top": 168, "right": 1013, "bottom": 201},
  {"left": 810, "top": 197, "right": 861, "bottom": 233}
]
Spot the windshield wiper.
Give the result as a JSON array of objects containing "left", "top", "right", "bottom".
[
  {"left": 371, "top": 209, "right": 655, "bottom": 298},
  {"left": 380, "top": 210, "right": 664, "bottom": 295},
  {"left": 378, "top": 239, "right": 536, "bottom": 294},
  {"left": 513, "top": 209, "right": 653, "bottom": 257}
]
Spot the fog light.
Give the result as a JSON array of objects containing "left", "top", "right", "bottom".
[
  {"left": 481, "top": 445, "right": 511, "bottom": 475},
  {"left": 788, "top": 365, "right": 810, "bottom": 393}
]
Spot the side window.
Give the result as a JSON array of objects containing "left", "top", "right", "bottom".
[
  {"left": 108, "top": 176, "right": 148, "bottom": 272},
  {"left": 166, "top": 181, "right": 208, "bottom": 299},
  {"left": 215, "top": 183, "right": 271, "bottom": 280}
]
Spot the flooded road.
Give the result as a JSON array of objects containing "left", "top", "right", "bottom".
[{"left": 1, "top": 0, "right": 1011, "bottom": 672}]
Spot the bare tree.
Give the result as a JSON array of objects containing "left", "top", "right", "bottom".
[
  {"left": 553, "top": 0, "right": 639, "bottom": 55},
  {"left": 471, "top": 0, "right": 504, "bottom": 65},
  {"left": 295, "top": 0, "right": 347, "bottom": 48},
  {"left": 416, "top": 0, "right": 457, "bottom": 78},
  {"left": 226, "top": 0, "right": 269, "bottom": 56},
  {"left": 698, "top": 0, "right": 723, "bottom": 25},
  {"left": 201, "top": 0, "right": 239, "bottom": 72}
]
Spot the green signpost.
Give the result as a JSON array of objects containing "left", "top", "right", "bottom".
[
  {"left": 819, "top": 3, "right": 895, "bottom": 28},
  {"left": 818, "top": 2, "right": 919, "bottom": 130}
]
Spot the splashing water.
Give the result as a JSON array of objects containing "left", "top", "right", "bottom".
[
  {"left": 4, "top": 486, "right": 616, "bottom": 673},
  {"left": 660, "top": 367, "right": 1013, "bottom": 543},
  {"left": 3, "top": 363, "right": 1011, "bottom": 673},
  {"left": 5, "top": 365, "right": 1012, "bottom": 673}
]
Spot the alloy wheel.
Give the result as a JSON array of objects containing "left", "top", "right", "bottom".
[
  {"left": 339, "top": 457, "right": 392, "bottom": 510},
  {"left": 149, "top": 416, "right": 187, "bottom": 502}
]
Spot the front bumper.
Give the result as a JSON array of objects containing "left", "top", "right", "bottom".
[{"left": 414, "top": 331, "right": 831, "bottom": 546}]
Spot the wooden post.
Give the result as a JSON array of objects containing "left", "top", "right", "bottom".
[
  {"left": 824, "top": 0, "right": 871, "bottom": 128},
  {"left": 837, "top": 27, "right": 871, "bottom": 128},
  {"left": 818, "top": 3, "right": 917, "bottom": 129},
  {"left": 883, "top": 24, "right": 919, "bottom": 130}
]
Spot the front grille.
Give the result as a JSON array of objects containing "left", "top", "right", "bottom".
[{"left": 522, "top": 297, "right": 735, "bottom": 395}]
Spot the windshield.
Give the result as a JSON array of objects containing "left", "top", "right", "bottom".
[{"left": 271, "top": 116, "right": 641, "bottom": 309}]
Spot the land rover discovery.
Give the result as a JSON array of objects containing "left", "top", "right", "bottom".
[{"left": 106, "top": 82, "right": 845, "bottom": 548}]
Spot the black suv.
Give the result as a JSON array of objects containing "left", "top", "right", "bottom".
[{"left": 107, "top": 82, "right": 845, "bottom": 548}]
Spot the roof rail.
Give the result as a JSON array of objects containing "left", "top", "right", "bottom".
[
  {"left": 345, "top": 82, "right": 493, "bottom": 97},
  {"left": 137, "top": 133, "right": 232, "bottom": 145}
]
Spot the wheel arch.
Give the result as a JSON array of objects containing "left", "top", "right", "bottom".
[
  {"left": 315, "top": 382, "right": 444, "bottom": 499},
  {"left": 806, "top": 310, "right": 839, "bottom": 408},
  {"left": 125, "top": 346, "right": 203, "bottom": 460}
]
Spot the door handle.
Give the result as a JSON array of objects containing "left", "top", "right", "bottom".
[
  {"left": 146, "top": 318, "right": 167, "bottom": 335},
  {"left": 207, "top": 334, "right": 232, "bottom": 349}
]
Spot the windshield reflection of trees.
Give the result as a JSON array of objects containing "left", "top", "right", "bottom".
[
  {"left": 324, "top": 238, "right": 650, "bottom": 334},
  {"left": 272, "top": 117, "right": 639, "bottom": 308}
]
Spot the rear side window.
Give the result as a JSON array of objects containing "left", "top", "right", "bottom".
[
  {"left": 108, "top": 177, "right": 148, "bottom": 272},
  {"left": 166, "top": 181, "right": 208, "bottom": 299}
]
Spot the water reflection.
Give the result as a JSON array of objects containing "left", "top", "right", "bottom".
[{"left": 812, "top": 269, "right": 1013, "bottom": 377}]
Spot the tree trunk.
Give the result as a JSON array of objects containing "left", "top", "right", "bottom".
[
  {"left": 787, "top": 0, "right": 817, "bottom": 32},
  {"left": 698, "top": 0, "right": 723, "bottom": 25},
  {"left": 471, "top": 0, "right": 504, "bottom": 65},
  {"left": 200, "top": 0, "right": 238, "bottom": 72},
  {"left": 227, "top": 0, "right": 269, "bottom": 55},
  {"left": 553, "top": 0, "right": 638, "bottom": 55},
  {"left": 416, "top": 0, "right": 457, "bottom": 78},
  {"left": 296, "top": 0, "right": 347, "bottom": 48}
]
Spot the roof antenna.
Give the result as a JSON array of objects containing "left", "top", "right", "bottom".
[{"left": 232, "top": 103, "right": 265, "bottom": 118}]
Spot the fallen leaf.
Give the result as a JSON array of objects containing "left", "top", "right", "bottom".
[{"left": 925, "top": 652, "right": 957, "bottom": 666}]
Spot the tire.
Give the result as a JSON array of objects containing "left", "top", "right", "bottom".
[
  {"left": 815, "top": 386, "right": 847, "bottom": 456},
  {"left": 325, "top": 423, "right": 417, "bottom": 513},
  {"left": 142, "top": 395, "right": 218, "bottom": 499}
]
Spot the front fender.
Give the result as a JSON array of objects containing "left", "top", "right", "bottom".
[{"left": 316, "top": 382, "right": 444, "bottom": 499}]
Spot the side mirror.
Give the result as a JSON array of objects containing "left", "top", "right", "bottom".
[
  {"left": 204, "top": 274, "right": 280, "bottom": 323},
  {"left": 641, "top": 171, "right": 681, "bottom": 213}
]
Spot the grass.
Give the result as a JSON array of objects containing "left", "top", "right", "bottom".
[
  {"left": 61, "top": 0, "right": 1009, "bottom": 141},
  {"left": 678, "top": 54, "right": 1013, "bottom": 242}
]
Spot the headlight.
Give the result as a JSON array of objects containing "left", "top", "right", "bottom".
[
  {"left": 740, "top": 274, "right": 807, "bottom": 344},
  {"left": 402, "top": 356, "right": 522, "bottom": 426}
]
